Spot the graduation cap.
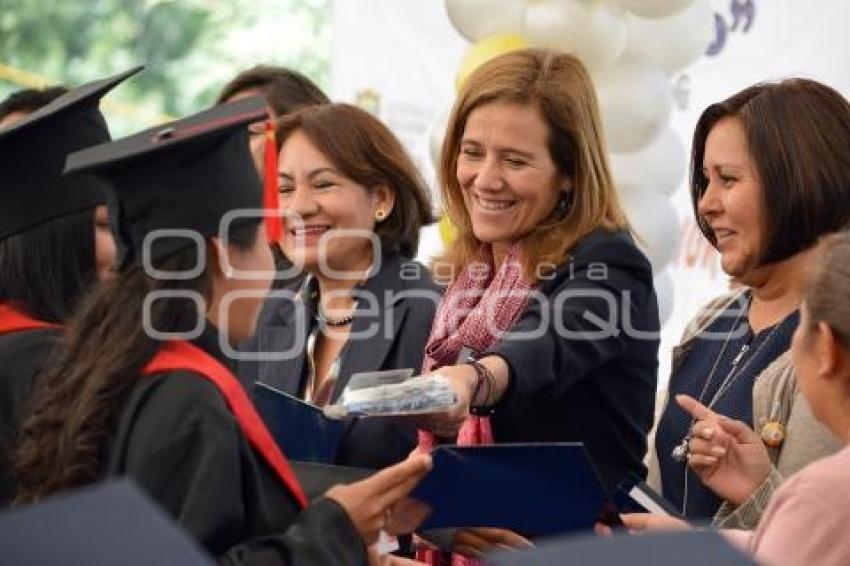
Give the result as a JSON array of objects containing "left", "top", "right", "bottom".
[
  {"left": 0, "top": 66, "right": 142, "bottom": 240},
  {"left": 487, "top": 530, "right": 757, "bottom": 566},
  {"left": 65, "top": 95, "right": 279, "bottom": 268},
  {"left": 0, "top": 479, "right": 215, "bottom": 566}
]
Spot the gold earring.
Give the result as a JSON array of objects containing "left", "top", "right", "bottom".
[{"left": 375, "top": 209, "right": 387, "bottom": 222}]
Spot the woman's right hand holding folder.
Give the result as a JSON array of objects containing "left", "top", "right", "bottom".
[{"left": 326, "top": 452, "right": 434, "bottom": 544}]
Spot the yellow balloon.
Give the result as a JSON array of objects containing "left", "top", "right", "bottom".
[
  {"left": 455, "top": 33, "right": 528, "bottom": 91},
  {"left": 438, "top": 215, "right": 457, "bottom": 246}
]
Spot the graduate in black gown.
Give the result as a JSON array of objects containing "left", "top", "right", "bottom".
[
  {"left": 0, "top": 69, "right": 139, "bottom": 505},
  {"left": 12, "top": 95, "right": 431, "bottom": 565}
]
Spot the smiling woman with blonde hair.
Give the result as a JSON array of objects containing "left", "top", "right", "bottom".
[
  {"left": 414, "top": 48, "right": 660, "bottom": 562},
  {"left": 436, "top": 48, "right": 629, "bottom": 282}
]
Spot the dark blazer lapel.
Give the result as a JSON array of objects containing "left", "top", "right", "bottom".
[
  {"left": 255, "top": 295, "right": 309, "bottom": 396},
  {"left": 334, "top": 302, "right": 410, "bottom": 400},
  {"left": 332, "top": 254, "right": 411, "bottom": 400}
]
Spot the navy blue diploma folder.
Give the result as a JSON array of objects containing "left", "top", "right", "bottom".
[
  {"left": 0, "top": 480, "right": 214, "bottom": 566},
  {"left": 253, "top": 381, "right": 345, "bottom": 463},
  {"left": 411, "top": 443, "right": 616, "bottom": 537}
]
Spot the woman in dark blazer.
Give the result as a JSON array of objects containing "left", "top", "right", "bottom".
[
  {"left": 240, "top": 103, "right": 438, "bottom": 471},
  {"left": 412, "top": 49, "right": 659, "bottom": 562}
]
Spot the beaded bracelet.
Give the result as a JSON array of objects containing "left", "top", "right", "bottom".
[{"left": 466, "top": 357, "right": 495, "bottom": 416}]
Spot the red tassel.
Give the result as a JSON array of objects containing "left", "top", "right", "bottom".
[{"left": 263, "top": 120, "right": 282, "bottom": 243}]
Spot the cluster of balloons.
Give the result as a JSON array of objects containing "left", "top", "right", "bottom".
[{"left": 433, "top": 0, "right": 716, "bottom": 324}]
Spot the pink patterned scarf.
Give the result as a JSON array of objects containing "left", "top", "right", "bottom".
[{"left": 417, "top": 242, "right": 535, "bottom": 566}]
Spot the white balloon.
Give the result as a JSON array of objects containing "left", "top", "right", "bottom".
[
  {"left": 618, "top": 184, "right": 679, "bottom": 272},
  {"left": 609, "top": 128, "right": 688, "bottom": 198},
  {"left": 593, "top": 53, "right": 673, "bottom": 152},
  {"left": 523, "top": 0, "right": 627, "bottom": 70},
  {"left": 617, "top": 0, "right": 694, "bottom": 19},
  {"left": 625, "top": 0, "right": 715, "bottom": 74},
  {"left": 654, "top": 268, "right": 675, "bottom": 325},
  {"left": 444, "top": 0, "right": 526, "bottom": 42}
]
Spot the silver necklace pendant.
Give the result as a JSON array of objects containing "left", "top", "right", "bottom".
[
  {"left": 671, "top": 437, "right": 690, "bottom": 464},
  {"left": 731, "top": 343, "right": 750, "bottom": 367}
]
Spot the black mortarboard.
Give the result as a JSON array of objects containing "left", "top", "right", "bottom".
[
  {"left": 488, "top": 530, "right": 757, "bottom": 566},
  {"left": 65, "top": 96, "right": 268, "bottom": 267},
  {"left": 0, "top": 479, "right": 215, "bottom": 566},
  {"left": 0, "top": 66, "right": 142, "bottom": 240}
]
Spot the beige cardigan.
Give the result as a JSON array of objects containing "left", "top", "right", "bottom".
[{"left": 646, "top": 290, "right": 841, "bottom": 529}]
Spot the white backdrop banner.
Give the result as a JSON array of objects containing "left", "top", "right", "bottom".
[{"left": 330, "top": 0, "right": 850, "bottom": 384}]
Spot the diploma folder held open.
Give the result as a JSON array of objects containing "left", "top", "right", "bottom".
[
  {"left": 253, "top": 381, "right": 346, "bottom": 463},
  {"left": 253, "top": 369, "right": 454, "bottom": 463},
  {"left": 411, "top": 443, "right": 618, "bottom": 537}
]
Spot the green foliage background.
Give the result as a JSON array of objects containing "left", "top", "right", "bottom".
[{"left": 0, "top": 0, "right": 332, "bottom": 134}]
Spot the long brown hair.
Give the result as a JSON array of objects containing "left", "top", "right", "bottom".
[
  {"left": 0, "top": 208, "right": 97, "bottom": 323},
  {"left": 13, "top": 221, "right": 259, "bottom": 503},
  {"left": 436, "top": 48, "right": 629, "bottom": 282},
  {"left": 276, "top": 103, "right": 435, "bottom": 259},
  {"left": 690, "top": 79, "right": 850, "bottom": 265}
]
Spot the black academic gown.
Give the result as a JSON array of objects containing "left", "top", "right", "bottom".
[
  {"left": 240, "top": 253, "right": 440, "bottom": 470},
  {"left": 0, "top": 328, "right": 61, "bottom": 506},
  {"left": 103, "top": 327, "right": 366, "bottom": 565}
]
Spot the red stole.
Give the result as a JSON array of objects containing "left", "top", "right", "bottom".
[
  {"left": 0, "top": 302, "right": 61, "bottom": 335},
  {"left": 141, "top": 340, "right": 308, "bottom": 508}
]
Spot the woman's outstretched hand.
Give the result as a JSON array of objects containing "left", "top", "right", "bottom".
[{"left": 410, "top": 364, "right": 476, "bottom": 438}]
